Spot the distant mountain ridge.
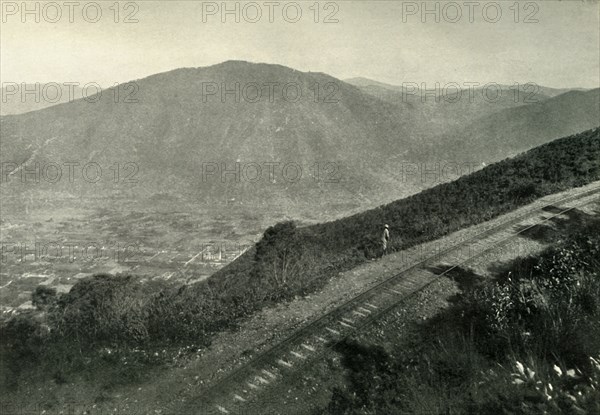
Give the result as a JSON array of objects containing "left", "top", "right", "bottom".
[
  {"left": 346, "top": 76, "right": 599, "bottom": 162},
  {"left": 0, "top": 62, "right": 420, "bottom": 212},
  {"left": 435, "top": 88, "right": 600, "bottom": 161},
  {"left": 345, "top": 76, "right": 589, "bottom": 98},
  {"left": 1, "top": 61, "right": 598, "bottom": 217}
]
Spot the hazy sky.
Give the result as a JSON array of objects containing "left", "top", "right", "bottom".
[{"left": 1, "top": 0, "right": 599, "bottom": 88}]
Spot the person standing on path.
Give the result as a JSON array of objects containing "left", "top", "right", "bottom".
[{"left": 382, "top": 224, "right": 390, "bottom": 257}]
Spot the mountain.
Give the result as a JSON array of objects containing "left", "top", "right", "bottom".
[
  {"left": 433, "top": 88, "right": 600, "bottom": 161},
  {"left": 349, "top": 79, "right": 549, "bottom": 131},
  {"left": 345, "top": 77, "right": 586, "bottom": 100},
  {"left": 345, "top": 77, "right": 407, "bottom": 92},
  {"left": 0, "top": 61, "right": 425, "bottom": 212},
  {"left": 346, "top": 77, "right": 593, "bottom": 136},
  {"left": 1, "top": 62, "right": 597, "bottom": 217},
  {"left": 345, "top": 77, "right": 598, "bottom": 163}
]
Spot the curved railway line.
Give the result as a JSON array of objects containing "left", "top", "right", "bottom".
[{"left": 170, "top": 183, "right": 600, "bottom": 415}]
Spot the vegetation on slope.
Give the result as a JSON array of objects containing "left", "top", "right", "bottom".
[
  {"left": 1, "top": 128, "right": 599, "bottom": 390},
  {"left": 185, "top": 127, "right": 600, "bottom": 340}
]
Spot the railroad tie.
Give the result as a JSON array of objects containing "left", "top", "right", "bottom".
[
  {"left": 255, "top": 375, "right": 270, "bottom": 385},
  {"left": 262, "top": 369, "right": 277, "bottom": 379},
  {"left": 326, "top": 327, "right": 340, "bottom": 335},
  {"left": 277, "top": 359, "right": 293, "bottom": 368},
  {"left": 353, "top": 310, "right": 367, "bottom": 317},
  {"left": 365, "top": 302, "right": 379, "bottom": 309},
  {"left": 216, "top": 405, "right": 230, "bottom": 414},
  {"left": 290, "top": 351, "right": 306, "bottom": 359},
  {"left": 247, "top": 382, "right": 259, "bottom": 390},
  {"left": 301, "top": 343, "right": 316, "bottom": 352},
  {"left": 233, "top": 394, "right": 247, "bottom": 402},
  {"left": 339, "top": 321, "right": 353, "bottom": 328},
  {"left": 405, "top": 271, "right": 429, "bottom": 284}
]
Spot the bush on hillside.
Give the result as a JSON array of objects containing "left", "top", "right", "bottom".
[
  {"left": 51, "top": 274, "right": 151, "bottom": 346},
  {"left": 146, "top": 284, "right": 222, "bottom": 344},
  {"left": 252, "top": 222, "right": 302, "bottom": 293},
  {"left": 460, "top": 227, "right": 600, "bottom": 367},
  {"left": 32, "top": 285, "right": 57, "bottom": 310}
]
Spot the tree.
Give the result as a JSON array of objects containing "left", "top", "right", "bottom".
[{"left": 31, "top": 286, "right": 57, "bottom": 310}]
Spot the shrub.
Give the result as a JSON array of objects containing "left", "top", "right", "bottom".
[
  {"left": 32, "top": 285, "right": 57, "bottom": 310},
  {"left": 252, "top": 221, "right": 304, "bottom": 297},
  {"left": 0, "top": 312, "right": 48, "bottom": 389},
  {"left": 473, "top": 356, "right": 600, "bottom": 414},
  {"left": 51, "top": 274, "right": 151, "bottom": 346},
  {"left": 0, "top": 312, "right": 46, "bottom": 359}
]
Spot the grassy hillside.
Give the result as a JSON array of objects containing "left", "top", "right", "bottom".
[
  {"left": 212, "top": 127, "right": 600, "bottom": 294},
  {"left": 1, "top": 128, "right": 599, "bottom": 392}
]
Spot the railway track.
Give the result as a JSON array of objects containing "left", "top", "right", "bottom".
[{"left": 170, "top": 183, "right": 600, "bottom": 415}]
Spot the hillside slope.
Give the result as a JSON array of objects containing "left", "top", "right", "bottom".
[
  {"left": 0, "top": 61, "right": 420, "bottom": 207},
  {"left": 141, "top": 127, "right": 600, "bottom": 348},
  {"left": 347, "top": 78, "right": 598, "bottom": 150},
  {"left": 433, "top": 88, "right": 600, "bottom": 161},
  {"left": 215, "top": 127, "right": 600, "bottom": 289},
  {"left": 3, "top": 63, "right": 596, "bottom": 214},
  {"left": 1, "top": 129, "right": 598, "bottom": 406}
]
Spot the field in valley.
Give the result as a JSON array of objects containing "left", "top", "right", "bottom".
[{"left": 0, "top": 194, "right": 312, "bottom": 313}]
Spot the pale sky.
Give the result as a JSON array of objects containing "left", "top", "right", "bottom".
[{"left": 1, "top": 0, "right": 599, "bottom": 88}]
